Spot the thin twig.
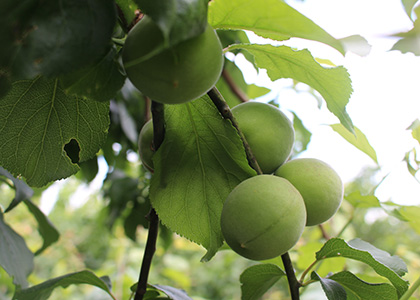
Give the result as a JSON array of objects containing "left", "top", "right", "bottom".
[
  {"left": 222, "top": 69, "right": 249, "bottom": 103},
  {"left": 134, "top": 101, "right": 165, "bottom": 300},
  {"left": 208, "top": 87, "right": 300, "bottom": 300},
  {"left": 318, "top": 224, "right": 330, "bottom": 240},
  {"left": 207, "top": 87, "right": 262, "bottom": 174}
]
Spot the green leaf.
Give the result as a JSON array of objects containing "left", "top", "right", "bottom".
[
  {"left": 151, "top": 284, "right": 193, "bottom": 300},
  {"left": 401, "top": 0, "right": 419, "bottom": 20},
  {"left": 311, "top": 271, "right": 347, "bottom": 300},
  {"left": 135, "top": 0, "right": 208, "bottom": 47},
  {"left": 12, "top": 270, "right": 116, "bottom": 300},
  {"left": 229, "top": 44, "right": 354, "bottom": 133},
  {"left": 329, "top": 271, "right": 398, "bottom": 300},
  {"left": 0, "top": 76, "right": 110, "bottom": 187},
  {"left": 344, "top": 191, "right": 381, "bottom": 209},
  {"left": 11, "top": 0, "right": 116, "bottom": 79},
  {"left": 291, "top": 112, "right": 312, "bottom": 154},
  {"left": 407, "top": 119, "right": 420, "bottom": 145},
  {"left": 330, "top": 124, "right": 378, "bottom": 164},
  {"left": 316, "top": 238, "right": 409, "bottom": 297},
  {"left": 209, "top": 0, "right": 345, "bottom": 54},
  {"left": 391, "top": 15, "right": 420, "bottom": 56},
  {"left": 240, "top": 264, "right": 285, "bottom": 300},
  {"left": 0, "top": 167, "right": 33, "bottom": 212},
  {"left": 396, "top": 205, "right": 420, "bottom": 235},
  {"left": 23, "top": 199, "right": 59, "bottom": 255},
  {"left": 0, "top": 211, "right": 34, "bottom": 288},
  {"left": 60, "top": 47, "right": 125, "bottom": 102},
  {"left": 149, "top": 96, "right": 256, "bottom": 261}
]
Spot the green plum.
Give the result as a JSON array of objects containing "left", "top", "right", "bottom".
[
  {"left": 138, "top": 119, "right": 154, "bottom": 172},
  {"left": 275, "top": 158, "right": 343, "bottom": 226},
  {"left": 231, "top": 102, "right": 294, "bottom": 174},
  {"left": 221, "top": 175, "right": 306, "bottom": 261},
  {"left": 122, "top": 16, "right": 224, "bottom": 104}
]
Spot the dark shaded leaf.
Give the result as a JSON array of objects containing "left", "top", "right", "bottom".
[
  {"left": 311, "top": 271, "right": 347, "bottom": 300},
  {"left": 240, "top": 264, "right": 285, "bottom": 300}
]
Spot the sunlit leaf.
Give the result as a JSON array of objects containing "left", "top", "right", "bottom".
[
  {"left": 345, "top": 191, "right": 381, "bottom": 209},
  {"left": 240, "top": 264, "right": 285, "bottom": 300},
  {"left": 331, "top": 123, "right": 378, "bottom": 164},
  {"left": 339, "top": 35, "right": 372, "bottom": 56},
  {"left": 401, "top": 0, "right": 419, "bottom": 21},
  {"left": 12, "top": 270, "right": 116, "bottom": 300},
  {"left": 316, "top": 238, "right": 408, "bottom": 297},
  {"left": 391, "top": 15, "right": 420, "bottom": 56},
  {"left": 0, "top": 211, "right": 34, "bottom": 288},
  {"left": 0, "top": 76, "right": 110, "bottom": 187},
  {"left": 150, "top": 95, "right": 256, "bottom": 260},
  {"left": 407, "top": 119, "right": 420, "bottom": 145},
  {"left": 209, "top": 0, "right": 345, "bottom": 54},
  {"left": 329, "top": 271, "right": 398, "bottom": 300},
  {"left": 228, "top": 44, "right": 354, "bottom": 133},
  {"left": 396, "top": 205, "right": 420, "bottom": 235}
]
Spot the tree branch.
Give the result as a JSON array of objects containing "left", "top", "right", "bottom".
[
  {"left": 208, "top": 87, "right": 300, "bottom": 300},
  {"left": 134, "top": 101, "right": 165, "bottom": 300},
  {"left": 207, "top": 87, "right": 262, "bottom": 174},
  {"left": 222, "top": 68, "right": 249, "bottom": 103}
]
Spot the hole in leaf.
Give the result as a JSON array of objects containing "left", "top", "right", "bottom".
[{"left": 64, "top": 139, "right": 80, "bottom": 164}]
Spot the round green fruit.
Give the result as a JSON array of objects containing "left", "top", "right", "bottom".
[
  {"left": 220, "top": 175, "right": 306, "bottom": 261},
  {"left": 122, "top": 16, "right": 224, "bottom": 104},
  {"left": 231, "top": 102, "right": 294, "bottom": 174},
  {"left": 275, "top": 158, "right": 343, "bottom": 226},
  {"left": 138, "top": 119, "right": 154, "bottom": 171}
]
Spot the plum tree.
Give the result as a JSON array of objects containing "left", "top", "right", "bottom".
[
  {"left": 275, "top": 158, "right": 344, "bottom": 226},
  {"left": 220, "top": 175, "right": 306, "bottom": 261},
  {"left": 231, "top": 102, "right": 295, "bottom": 174},
  {"left": 138, "top": 119, "right": 154, "bottom": 172},
  {"left": 122, "top": 16, "right": 224, "bottom": 104}
]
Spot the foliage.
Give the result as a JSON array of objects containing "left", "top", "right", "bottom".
[{"left": 1, "top": 0, "right": 420, "bottom": 299}]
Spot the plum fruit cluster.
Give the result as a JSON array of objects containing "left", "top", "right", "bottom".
[
  {"left": 221, "top": 101, "right": 344, "bottom": 261},
  {"left": 122, "top": 16, "right": 224, "bottom": 104}
]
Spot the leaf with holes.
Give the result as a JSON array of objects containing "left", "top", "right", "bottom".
[{"left": 0, "top": 76, "right": 109, "bottom": 187}]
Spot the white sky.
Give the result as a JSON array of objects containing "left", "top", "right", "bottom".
[{"left": 238, "top": 0, "right": 420, "bottom": 205}]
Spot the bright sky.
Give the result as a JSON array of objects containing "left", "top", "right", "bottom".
[{"left": 241, "top": 0, "right": 420, "bottom": 205}]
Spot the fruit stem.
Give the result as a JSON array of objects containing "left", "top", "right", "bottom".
[
  {"left": 282, "top": 252, "right": 301, "bottom": 300},
  {"left": 134, "top": 101, "right": 165, "bottom": 300},
  {"left": 207, "top": 87, "right": 262, "bottom": 174}
]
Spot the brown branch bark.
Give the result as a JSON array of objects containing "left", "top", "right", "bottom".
[
  {"left": 134, "top": 101, "right": 165, "bottom": 300},
  {"left": 222, "top": 68, "right": 249, "bottom": 103}
]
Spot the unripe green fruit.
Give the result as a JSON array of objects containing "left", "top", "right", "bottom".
[
  {"left": 122, "top": 16, "right": 224, "bottom": 104},
  {"left": 275, "top": 158, "right": 343, "bottom": 226},
  {"left": 221, "top": 175, "right": 306, "bottom": 261},
  {"left": 231, "top": 102, "right": 295, "bottom": 174},
  {"left": 138, "top": 119, "right": 154, "bottom": 171}
]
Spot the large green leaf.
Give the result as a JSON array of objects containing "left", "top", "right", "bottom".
[
  {"left": 329, "top": 271, "right": 398, "bottom": 300},
  {"left": 0, "top": 76, "right": 110, "bottom": 187},
  {"left": 316, "top": 238, "right": 409, "bottom": 297},
  {"left": 240, "top": 264, "right": 285, "bottom": 300},
  {"left": 59, "top": 47, "right": 125, "bottom": 102},
  {"left": 0, "top": 211, "right": 34, "bottom": 288},
  {"left": 150, "top": 96, "right": 256, "bottom": 260},
  {"left": 229, "top": 44, "right": 354, "bottom": 133},
  {"left": 135, "top": 0, "right": 208, "bottom": 47},
  {"left": 331, "top": 123, "right": 378, "bottom": 164},
  {"left": 11, "top": 0, "right": 116, "bottom": 79},
  {"left": 209, "top": 0, "right": 345, "bottom": 54},
  {"left": 12, "top": 270, "right": 116, "bottom": 300}
]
